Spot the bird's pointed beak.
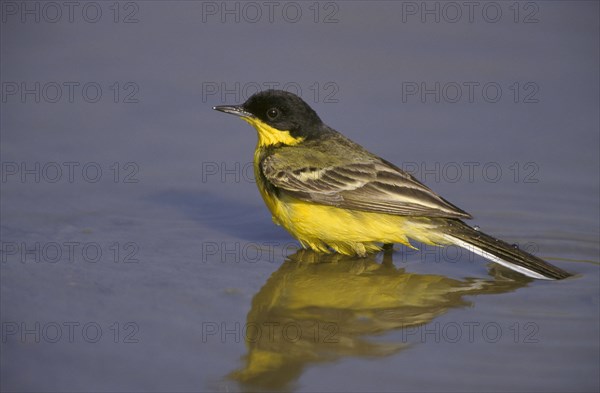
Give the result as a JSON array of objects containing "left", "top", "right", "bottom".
[{"left": 213, "top": 105, "right": 254, "bottom": 119}]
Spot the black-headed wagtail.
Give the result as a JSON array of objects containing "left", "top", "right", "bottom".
[{"left": 214, "top": 90, "right": 571, "bottom": 280}]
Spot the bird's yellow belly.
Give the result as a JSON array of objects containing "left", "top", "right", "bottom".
[{"left": 259, "top": 184, "right": 449, "bottom": 256}]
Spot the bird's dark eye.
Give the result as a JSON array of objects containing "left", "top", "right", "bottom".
[{"left": 266, "top": 108, "right": 279, "bottom": 120}]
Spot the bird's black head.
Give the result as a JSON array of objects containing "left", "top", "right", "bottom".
[
  {"left": 242, "top": 90, "right": 323, "bottom": 135},
  {"left": 214, "top": 90, "right": 328, "bottom": 146}
]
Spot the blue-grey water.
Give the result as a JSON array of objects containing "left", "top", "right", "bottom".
[{"left": 1, "top": 1, "right": 599, "bottom": 392}]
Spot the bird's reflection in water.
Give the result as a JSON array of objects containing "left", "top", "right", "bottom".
[{"left": 230, "top": 248, "right": 529, "bottom": 390}]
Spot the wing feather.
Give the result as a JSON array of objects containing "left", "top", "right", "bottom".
[{"left": 261, "top": 137, "right": 471, "bottom": 219}]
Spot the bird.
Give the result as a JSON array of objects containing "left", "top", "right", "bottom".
[{"left": 213, "top": 89, "right": 571, "bottom": 280}]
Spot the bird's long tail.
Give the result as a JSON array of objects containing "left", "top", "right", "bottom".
[{"left": 440, "top": 220, "right": 571, "bottom": 280}]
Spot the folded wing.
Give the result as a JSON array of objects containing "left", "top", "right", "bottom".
[{"left": 261, "top": 142, "right": 471, "bottom": 219}]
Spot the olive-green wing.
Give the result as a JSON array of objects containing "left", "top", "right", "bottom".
[{"left": 261, "top": 142, "right": 471, "bottom": 219}]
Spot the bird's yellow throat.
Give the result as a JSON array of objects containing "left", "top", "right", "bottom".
[{"left": 242, "top": 117, "right": 304, "bottom": 147}]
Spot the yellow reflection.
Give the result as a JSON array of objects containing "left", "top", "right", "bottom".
[{"left": 231, "top": 249, "right": 529, "bottom": 390}]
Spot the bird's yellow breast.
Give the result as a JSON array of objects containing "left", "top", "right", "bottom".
[{"left": 253, "top": 149, "right": 449, "bottom": 256}]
